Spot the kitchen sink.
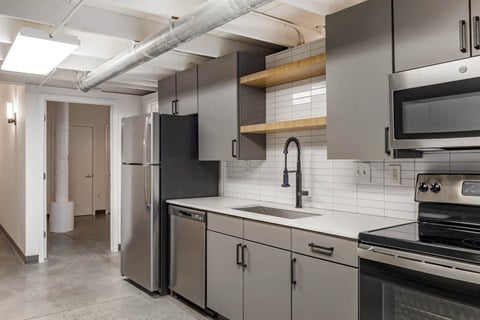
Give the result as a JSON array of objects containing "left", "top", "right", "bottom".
[{"left": 233, "top": 206, "right": 317, "bottom": 219}]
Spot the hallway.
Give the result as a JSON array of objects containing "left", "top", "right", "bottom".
[{"left": 0, "top": 215, "right": 209, "bottom": 320}]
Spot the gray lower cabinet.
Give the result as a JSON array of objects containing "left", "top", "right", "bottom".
[
  {"left": 243, "top": 240, "right": 291, "bottom": 320},
  {"left": 198, "top": 52, "right": 266, "bottom": 161},
  {"left": 292, "top": 253, "right": 358, "bottom": 320},
  {"left": 206, "top": 212, "right": 358, "bottom": 320},
  {"left": 206, "top": 230, "right": 243, "bottom": 320},
  {"left": 393, "top": 0, "right": 470, "bottom": 72},
  {"left": 326, "top": 0, "right": 393, "bottom": 160},
  {"left": 157, "top": 66, "right": 198, "bottom": 115}
]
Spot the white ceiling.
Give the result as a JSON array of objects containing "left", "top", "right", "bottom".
[{"left": 0, "top": 0, "right": 363, "bottom": 95}]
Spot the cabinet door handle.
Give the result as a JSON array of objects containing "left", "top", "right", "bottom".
[
  {"left": 474, "top": 16, "right": 480, "bottom": 50},
  {"left": 241, "top": 244, "right": 247, "bottom": 268},
  {"left": 171, "top": 99, "right": 179, "bottom": 115},
  {"left": 291, "top": 258, "right": 297, "bottom": 286},
  {"left": 384, "top": 127, "right": 391, "bottom": 156},
  {"left": 308, "top": 243, "right": 334, "bottom": 255},
  {"left": 459, "top": 20, "right": 467, "bottom": 53},
  {"left": 231, "top": 139, "right": 238, "bottom": 158},
  {"left": 236, "top": 243, "right": 242, "bottom": 266}
]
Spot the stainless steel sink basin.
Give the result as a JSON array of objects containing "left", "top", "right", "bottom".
[{"left": 233, "top": 206, "right": 317, "bottom": 219}]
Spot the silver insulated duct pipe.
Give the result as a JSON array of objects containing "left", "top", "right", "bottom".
[{"left": 77, "top": 0, "right": 273, "bottom": 92}]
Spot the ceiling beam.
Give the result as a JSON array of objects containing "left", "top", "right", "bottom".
[
  {"left": 278, "top": 0, "right": 366, "bottom": 15},
  {"left": 217, "top": 12, "right": 322, "bottom": 47},
  {"left": 0, "top": 0, "right": 279, "bottom": 57}
]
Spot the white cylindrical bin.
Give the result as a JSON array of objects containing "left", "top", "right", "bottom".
[{"left": 50, "top": 202, "right": 74, "bottom": 233}]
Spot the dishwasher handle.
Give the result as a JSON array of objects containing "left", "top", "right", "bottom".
[{"left": 169, "top": 205, "right": 206, "bottom": 222}]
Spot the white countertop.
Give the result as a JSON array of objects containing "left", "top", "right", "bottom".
[{"left": 166, "top": 197, "right": 413, "bottom": 240}]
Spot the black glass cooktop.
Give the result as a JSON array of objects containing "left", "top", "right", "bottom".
[{"left": 359, "top": 221, "right": 480, "bottom": 264}]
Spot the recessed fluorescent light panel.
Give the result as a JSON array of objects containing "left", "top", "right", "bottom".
[{"left": 1, "top": 27, "right": 80, "bottom": 75}]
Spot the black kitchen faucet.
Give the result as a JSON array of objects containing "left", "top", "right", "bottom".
[{"left": 282, "top": 137, "right": 309, "bottom": 208}]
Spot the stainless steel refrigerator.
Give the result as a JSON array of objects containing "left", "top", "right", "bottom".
[{"left": 121, "top": 113, "right": 218, "bottom": 294}]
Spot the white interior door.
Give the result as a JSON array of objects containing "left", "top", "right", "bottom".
[
  {"left": 69, "top": 125, "right": 94, "bottom": 216},
  {"left": 106, "top": 125, "right": 111, "bottom": 214},
  {"left": 47, "top": 122, "right": 55, "bottom": 214}
]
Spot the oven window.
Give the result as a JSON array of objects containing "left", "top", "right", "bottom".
[
  {"left": 360, "top": 259, "right": 480, "bottom": 320},
  {"left": 383, "top": 285, "right": 480, "bottom": 320},
  {"left": 394, "top": 77, "right": 480, "bottom": 139}
]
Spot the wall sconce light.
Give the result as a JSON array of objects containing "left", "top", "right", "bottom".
[{"left": 6, "top": 102, "right": 16, "bottom": 125}]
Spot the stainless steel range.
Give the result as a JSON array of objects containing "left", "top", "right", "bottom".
[{"left": 359, "top": 174, "right": 480, "bottom": 320}]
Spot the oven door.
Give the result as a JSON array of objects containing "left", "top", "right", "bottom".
[
  {"left": 359, "top": 245, "right": 480, "bottom": 320},
  {"left": 390, "top": 56, "right": 480, "bottom": 150}
]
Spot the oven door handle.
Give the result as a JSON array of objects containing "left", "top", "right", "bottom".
[{"left": 358, "top": 244, "right": 480, "bottom": 285}]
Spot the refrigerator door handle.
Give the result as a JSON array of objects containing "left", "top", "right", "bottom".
[
  {"left": 143, "top": 115, "right": 151, "bottom": 165},
  {"left": 144, "top": 166, "right": 151, "bottom": 208}
]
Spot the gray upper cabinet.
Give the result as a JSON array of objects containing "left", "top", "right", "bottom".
[
  {"left": 243, "top": 241, "right": 291, "bottom": 320},
  {"left": 198, "top": 52, "right": 266, "bottom": 161},
  {"left": 472, "top": 0, "right": 480, "bottom": 56},
  {"left": 157, "top": 75, "right": 176, "bottom": 115},
  {"left": 326, "top": 0, "right": 393, "bottom": 160},
  {"left": 292, "top": 253, "right": 358, "bottom": 320},
  {"left": 394, "top": 0, "right": 470, "bottom": 72},
  {"left": 206, "top": 230, "right": 243, "bottom": 320},
  {"left": 157, "top": 66, "right": 198, "bottom": 115},
  {"left": 176, "top": 66, "right": 198, "bottom": 115}
]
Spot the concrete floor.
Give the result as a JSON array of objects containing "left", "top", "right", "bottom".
[{"left": 0, "top": 214, "right": 211, "bottom": 320}]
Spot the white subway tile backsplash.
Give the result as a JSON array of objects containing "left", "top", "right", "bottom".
[{"left": 223, "top": 39, "right": 480, "bottom": 220}]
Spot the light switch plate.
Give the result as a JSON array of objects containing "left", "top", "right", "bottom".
[
  {"left": 388, "top": 164, "right": 401, "bottom": 185},
  {"left": 354, "top": 162, "right": 371, "bottom": 183}
]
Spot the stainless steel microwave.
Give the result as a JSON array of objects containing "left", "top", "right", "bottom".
[{"left": 390, "top": 56, "right": 480, "bottom": 151}]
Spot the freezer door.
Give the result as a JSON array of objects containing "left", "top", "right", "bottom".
[
  {"left": 121, "top": 113, "right": 159, "bottom": 164},
  {"left": 121, "top": 164, "right": 159, "bottom": 292}
]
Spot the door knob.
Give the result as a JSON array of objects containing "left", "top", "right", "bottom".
[{"left": 85, "top": 174, "right": 92, "bottom": 178}]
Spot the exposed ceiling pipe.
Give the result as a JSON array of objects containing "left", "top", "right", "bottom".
[
  {"left": 251, "top": 11, "right": 307, "bottom": 46},
  {"left": 77, "top": 0, "right": 273, "bottom": 92},
  {"left": 38, "top": 68, "right": 57, "bottom": 87},
  {"left": 50, "top": 0, "right": 86, "bottom": 37}
]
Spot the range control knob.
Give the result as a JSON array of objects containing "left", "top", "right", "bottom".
[
  {"left": 418, "top": 182, "right": 429, "bottom": 193},
  {"left": 430, "top": 183, "right": 442, "bottom": 193}
]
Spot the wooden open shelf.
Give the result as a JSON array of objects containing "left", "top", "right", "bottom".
[
  {"left": 240, "top": 116, "right": 327, "bottom": 134},
  {"left": 240, "top": 54, "right": 326, "bottom": 88}
]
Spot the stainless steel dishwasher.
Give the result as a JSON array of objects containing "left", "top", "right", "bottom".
[{"left": 169, "top": 205, "right": 206, "bottom": 308}]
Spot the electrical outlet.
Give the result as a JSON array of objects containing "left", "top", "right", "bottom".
[
  {"left": 354, "top": 162, "right": 371, "bottom": 183},
  {"left": 389, "top": 164, "right": 402, "bottom": 185}
]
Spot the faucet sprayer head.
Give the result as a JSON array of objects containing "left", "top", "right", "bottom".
[{"left": 282, "top": 168, "right": 290, "bottom": 187}]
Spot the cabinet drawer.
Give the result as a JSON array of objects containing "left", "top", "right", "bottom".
[
  {"left": 292, "top": 229, "right": 358, "bottom": 267},
  {"left": 207, "top": 212, "right": 243, "bottom": 238},
  {"left": 244, "top": 220, "right": 291, "bottom": 250}
]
